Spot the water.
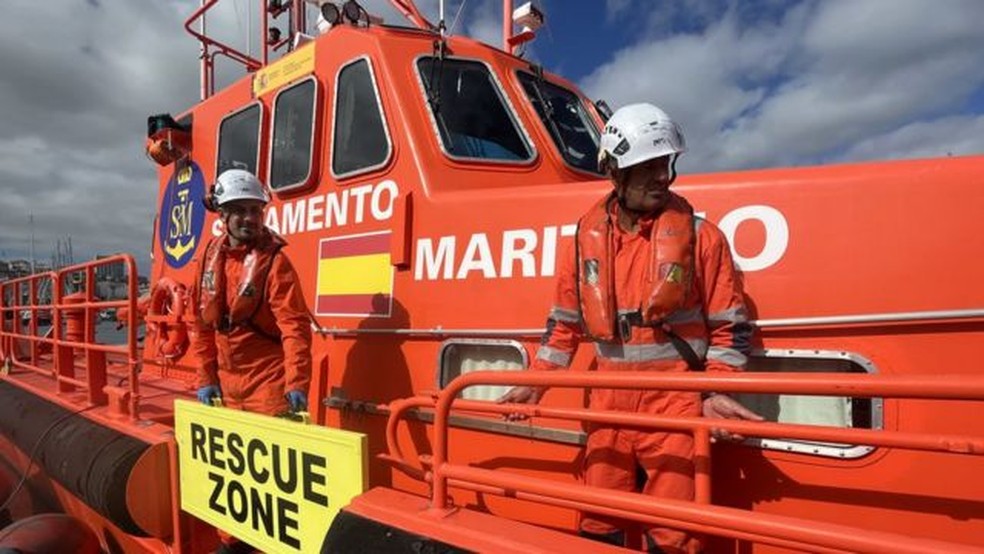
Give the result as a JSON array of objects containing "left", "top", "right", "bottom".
[
  {"left": 34, "top": 320, "right": 144, "bottom": 345},
  {"left": 96, "top": 320, "right": 143, "bottom": 345}
]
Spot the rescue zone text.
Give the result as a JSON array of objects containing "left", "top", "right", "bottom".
[
  {"left": 190, "top": 423, "right": 328, "bottom": 549},
  {"left": 175, "top": 400, "right": 367, "bottom": 554}
]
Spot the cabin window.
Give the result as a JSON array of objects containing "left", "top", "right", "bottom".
[
  {"left": 416, "top": 57, "right": 534, "bottom": 162},
  {"left": 216, "top": 103, "right": 262, "bottom": 176},
  {"left": 332, "top": 57, "right": 392, "bottom": 178},
  {"left": 735, "top": 349, "right": 882, "bottom": 459},
  {"left": 517, "top": 72, "right": 601, "bottom": 174},
  {"left": 439, "top": 339, "right": 528, "bottom": 401},
  {"left": 270, "top": 77, "right": 318, "bottom": 191}
]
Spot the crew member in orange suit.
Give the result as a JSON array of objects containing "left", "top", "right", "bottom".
[
  {"left": 498, "top": 103, "right": 763, "bottom": 553},
  {"left": 191, "top": 168, "right": 312, "bottom": 554}
]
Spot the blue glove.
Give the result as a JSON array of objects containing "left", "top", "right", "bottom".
[
  {"left": 285, "top": 390, "right": 308, "bottom": 412},
  {"left": 197, "top": 385, "right": 222, "bottom": 405}
]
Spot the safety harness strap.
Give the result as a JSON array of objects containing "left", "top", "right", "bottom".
[{"left": 617, "top": 310, "right": 704, "bottom": 371}]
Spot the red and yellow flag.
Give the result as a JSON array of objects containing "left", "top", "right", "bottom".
[{"left": 316, "top": 231, "right": 393, "bottom": 316}]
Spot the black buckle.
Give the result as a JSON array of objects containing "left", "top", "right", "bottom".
[
  {"left": 617, "top": 311, "right": 643, "bottom": 342},
  {"left": 216, "top": 316, "right": 233, "bottom": 334}
]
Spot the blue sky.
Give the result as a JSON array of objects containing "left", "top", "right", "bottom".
[{"left": 0, "top": 0, "right": 982, "bottom": 272}]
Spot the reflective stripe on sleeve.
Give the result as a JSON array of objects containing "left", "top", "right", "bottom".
[
  {"left": 549, "top": 306, "right": 581, "bottom": 323},
  {"left": 596, "top": 338, "right": 709, "bottom": 363},
  {"left": 536, "top": 345, "right": 573, "bottom": 367},
  {"left": 707, "top": 346, "right": 748, "bottom": 368},
  {"left": 707, "top": 306, "right": 749, "bottom": 324},
  {"left": 664, "top": 307, "right": 704, "bottom": 326}
]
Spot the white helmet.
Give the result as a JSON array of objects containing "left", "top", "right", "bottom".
[
  {"left": 598, "top": 103, "right": 687, "bottom": 171},
  {"left": 212, "top": 169, "right": 270, "bottom": 207}
]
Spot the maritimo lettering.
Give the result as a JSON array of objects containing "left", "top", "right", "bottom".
[
  {"left": 413, "top": 205, "right": 791, "bottom": 281},
  {"left": 189, "top": 423, "right": 329, "bottom": 549}
]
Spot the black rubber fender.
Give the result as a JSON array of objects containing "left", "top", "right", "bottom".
[{"left": 0, "top": 381, "right": 150, "bottom": 536}]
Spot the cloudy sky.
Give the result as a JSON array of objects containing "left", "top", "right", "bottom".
[{"left": 1, "top": 0, "right": 982, "bottom": 276}]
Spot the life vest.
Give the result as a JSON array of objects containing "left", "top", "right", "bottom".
[
  {"left": 198, "top": 231, "right": 286, "bottom": 337},
  {"left": 576, "top": 192, "right": 695, "bottom": 341}
]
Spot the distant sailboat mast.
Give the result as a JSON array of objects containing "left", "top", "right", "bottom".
[{"left": 29, "top": 212, "right": 35, "bottom": 274}]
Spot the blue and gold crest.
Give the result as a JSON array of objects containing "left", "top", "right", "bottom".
[{"left": 158, "top": 161, "right": 206, "bottom": 269}]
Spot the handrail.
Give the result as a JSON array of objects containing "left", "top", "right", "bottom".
[
  {"left": 0, "top": 255, "right": 141, "bottom": 419},
  {"left": 314, "top": 306, "right": 984, "bottom": 336},
  {"left": 403, "top": 370, "right": 984, "bottom": 552},
  {"left": 388, "top": 0, "right": 436, "bottom": 30},
  {"left": 442, "top": 464, "right": 979, "bottom": 554},
  {"left": 1, "top": 271, "right": 57, "bottom": 370},
  {"left": 184, "top": 0, "right": 264, "bottom": 100}
]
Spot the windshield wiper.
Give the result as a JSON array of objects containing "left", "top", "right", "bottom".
[
  {"left": 528, "top": 64, "right": 571, "bottom": 158},
  {"left": 425, "top": 38, "right": 455, "bottom": 152}
]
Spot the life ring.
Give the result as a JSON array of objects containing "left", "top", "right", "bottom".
[{"left": 148, "top": 277, "right": 189, "bottom": 360}]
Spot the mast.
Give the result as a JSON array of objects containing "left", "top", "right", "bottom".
[
  {"left": 503, "top": 0, "right": 513, "bottom": 53},
  {"left": 199, "top": 0, "right": 208, "bottom": 100},
  {"left": 29, "top": 212, "right": 35, "bottom": 274}
]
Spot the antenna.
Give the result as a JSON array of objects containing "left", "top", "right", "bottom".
[
  {"left": 29, "top": 212, "right": 35, "bottom": 274},
  {"left": 246, "top": 0, "right": 252, "bottom": 58},
  {"left": 439, "top": 0, "right": 446, "bottom": 39},
  {"left": 448, "top": 0, "right": 467, "bottom": 36}
]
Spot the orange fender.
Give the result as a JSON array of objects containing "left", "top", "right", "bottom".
[
  {"left": 0, "top": 513, "right": 101, "bottom": 553},
  {"left": 147, "top": 277, "right": 189, "bottom": 360}
]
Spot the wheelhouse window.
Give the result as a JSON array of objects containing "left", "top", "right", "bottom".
[
  {"left": 517, "top": 72, "right": 601, "bottom": 174},
  {"left": 216, "top": 103, "right": 261, "bottom": 176},
  {"left": 270, "top": 77, "right": 317, "bottom": 191},
  {"left": 332, "top": 58, "right": 392, "bottom": 178},
  {"left": 439, "top": 340, "right": 528, "bottom": 401},
  {"left": 417, "top": 57, "right": 533, "bottom": 162},
  {"left": 736, "top": 349, "right": 882, "bottom": 459}
]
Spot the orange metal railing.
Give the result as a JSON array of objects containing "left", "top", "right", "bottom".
[
  {"left": 0, "top": 255, "right": 141, "bottom": 419},
  {"left": 0, "top": 271, "right": 55, "bottom": 372},
  {"left": 184, "top": 0, "right": 309, "bottom": 99},
  {"left": 383, "top": 371, "right": 984, "bottom": 553},
  {"left": 185, "top": 0, "right": 263, "bottom": 100}
]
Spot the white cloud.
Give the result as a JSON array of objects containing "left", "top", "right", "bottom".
[
  {"left": 462, "top": 0, "right": 504, "bottom": 48},
  {"left": 0, "top": 1, "right": 200, "bottom": 271},
  {"left": 841, "top": 114, "right": 984, "bottom": 162},
  {"left": 580, "top": 0, "right": 984, "bottom": 172}
]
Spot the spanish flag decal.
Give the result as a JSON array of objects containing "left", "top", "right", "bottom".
[{"left": 316, "top": 231, "right": 393, "bottom": 317}]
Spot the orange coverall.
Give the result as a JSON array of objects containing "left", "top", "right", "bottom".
[
  {"left": 533, "top": 206, "right": 752, "bottom": 553},
  {"left": 192, "top": 240, "right": 312, "bottom": 416}
]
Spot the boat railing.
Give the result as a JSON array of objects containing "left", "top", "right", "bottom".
[
  {"left": 0, "top": 270, "right": 56, "bottom": 371},
  {"left": 184, "top": 0, "right": 312, "bottom": 99},
  {"left": 181, "top": 0, "right": 532, "bottom": 100},
  {"left": 382, "top": 371, "right": 984, "bottom": 553},
  {"left": 0, "top": 254, "right": 142, "bottom": 419}
]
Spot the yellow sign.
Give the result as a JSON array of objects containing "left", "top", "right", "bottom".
[
  {"left": 175, "top": 400, "right": 366, "bottom": 553},
  {"left": 253, "top": 43, "right": 316, "bottom": 97}
]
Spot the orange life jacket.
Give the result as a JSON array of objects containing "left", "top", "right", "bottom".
[
  {"left": 198, "top": 231, "right": 286, "bottom": 336},
  {"left": 576, "top": 192, "right": 695, "bottom": 341}
]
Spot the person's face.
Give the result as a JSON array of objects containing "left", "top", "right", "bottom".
[
  {"left": 220, "top": 199, "right": 266, "bottom": 244},
  {"left": 614, "top": 155, "right": 673, "bottom": 213}
]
